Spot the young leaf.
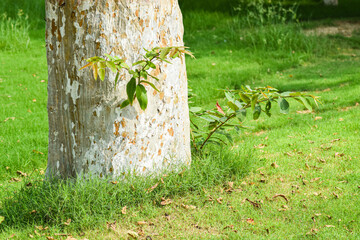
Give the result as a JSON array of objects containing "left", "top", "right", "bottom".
[
  {"left": 136, "top": 84, "right": 148, "bottom": 110},
  {"left": 114, "top": 72, "right": 120, "bottom": 88},
  {"left": 216, "top": 102, "right": 225, "bottom": 115},
  {"left": 189, "top": 107, "right": 202, "bottom": 113},
  {"left": 253, "top": 104, "right": 261, "bottom": 120},
  {"left": 80, "top": 62, "right": 93, "bottom": 70},
  {"left": 106, "top": 61, "right": 117, "bottom": 73},
  {"left": 278, "top": 98, "right": 290, "bottom": 114},
  {"left": 126, "top": 78, "right": 137, "bottom": 105},
  {"left": 140, "top": 80, "right": 159, "bottom": 92},
  {"left": 236, "top": 109, "right": 247, "bottom": 122},
  {"left": 299, "top": 96, "right": 313, "bottom": 111},
  {"left": 120, "top": 99, "right": 130, "bottom": 109},
  {"left": 98, "top": 62, "right": 106, "bottom": 81},
  {"left": 92, "top": 64, "right": 98, "bottom": 80}
]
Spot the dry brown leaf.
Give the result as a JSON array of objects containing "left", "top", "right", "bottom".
[
  {"left": 216, "top": 197, "right": 223, "bottom": 204},
  {"left": 333, "top": 192, "right": 339, "bottom": 198},
  {"left": 29, "top": 234, "right": 34, "bottom": 238},
  {"left": 273, "top": 194, "right": 289, "bottom": 202},
  {"left": 127, "top": 230, "right": 139, "bottom": 239},
  {"left": 228, "top": 182, "right": 234, "bottom": 188},
  {"left": 246, "top": 218, "right": 255, "bottom": 225},
  {"left": 325, "top": 225, "right": 335, "bottom": 228},
  {"left": 16, "top": 171, "right": 28, "bottom": 177},
  {"left": 305, "top": 163, "right": 310, "bottom": 169},
  {"left": 32, "top": 99, "right": 37, "bottom": 102},
  {"left": 9, "top": 177, "right": 21, "bottom": 183},
  {"left": 339, "top": 118, "right": 344, "bottom": 121},
  {"left": 30, "top": 210, "right": 37, "bottom": 214},
  {"left": 4, "top": 117, "right": 16, "bottom": 122},
  {"left": 245, "top": 198, "right": 261, "bottom": 208},
  {"left": 146, "top": 183, "right": 159, "bottom": 193},
  {"left": 121, "top": 206, "right": 127, "bottom": 215},
  {"left": 297, "top": 110, "right": 312, "bottom": 114},
  {"left": 46, "top": 237, "right": 55, "bottom": 240},
  {"left": 335, "top": 152, "right": 344, "bottom": 157},
  {"left": 64, "top": 218, "right": 71, "bottom": 226},
  {"left": 314, "top": 116, "right": 322, "bottom": 121},
  {"left": 106, "top": 221, "right": 117, "bottom": 231},
  {"left": 32, "top": 150, "right": 44, "bottom": 155},
  {"left": 137, "top": 221, "right": 147, "bottom": 225},
  {"left": 254, "top": 143, "right": 267, "bottom": 149},
  {"left": 223, "top": 225, "right": 234, "bottom": 230},
  {"left": 160, "top": 197, "right": 172, "bottom": 206},
  {"left": 310, "top": 177, "right": 321, "bottom": 183},
  {"left": 331, "top": 138, "right": 341, "bottom": 143},
  {"left": 65, "top": 237, "right": 77, "bottom": 240},
  {"left": 271, "top": 162, "right": 279, "bottom": 168},
  {"left": 181, "top": 204, "right": 196, "bottom": 210}
]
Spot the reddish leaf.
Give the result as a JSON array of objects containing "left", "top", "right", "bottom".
[{"left": 216, "top": 102, "right": 225, "bottom": 115}]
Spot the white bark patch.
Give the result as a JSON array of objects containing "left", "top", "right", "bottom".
[{"left": 65, "top": 72, "right": 80, "bottom": 104}]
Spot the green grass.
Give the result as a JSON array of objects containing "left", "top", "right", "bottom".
[{"left": 1, "top": 2, "right": 360, "bottom": 240}]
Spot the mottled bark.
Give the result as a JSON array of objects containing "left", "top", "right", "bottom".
[
  {"left": 323, "top": 0, "right": 338, "bottom": 6},
  {"left": 45, "top": 0, "right": 190, "bottom": 179}
]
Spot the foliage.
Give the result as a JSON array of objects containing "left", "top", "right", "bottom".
[
  {"left": 81, "top": 47, "right": 194, "bottom": 110},
  {"left": 0, "top": 10, "right": 30, "bottom": 51},
  {"left": 190, "top": 86, "right": 320, "bottom": 150}
]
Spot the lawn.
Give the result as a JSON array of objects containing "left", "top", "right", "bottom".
[{"left": 0, "top": 1, "right": 360, "bottom": 239}]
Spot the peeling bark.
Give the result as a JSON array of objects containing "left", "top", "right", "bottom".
[{"left": 45, "top": 0, "right": 190, "bottom": 179}]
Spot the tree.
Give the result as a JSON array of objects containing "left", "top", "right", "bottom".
[{"left": 45, "top": 0, "right": 190, "bottom": 179}]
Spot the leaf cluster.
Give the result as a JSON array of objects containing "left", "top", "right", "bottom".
[
  {"left": 190, "top": 86, "right": 320, "bottom": 151},
  {"left": 81, "top": 47, "right": 194, "bottom": 110}
]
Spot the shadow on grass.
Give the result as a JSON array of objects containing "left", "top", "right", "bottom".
[{"left": 0, "top": 148, "right": 252, "bottom": 231}]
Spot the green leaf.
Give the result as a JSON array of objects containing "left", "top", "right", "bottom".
[
  {"left": 265, "top": 100, "right": 272, "bottom": 112},
  {"left": 0, "top": 216, "right": 4, "bottom": 224},
  {"left": 114, "top": 72, "right": 120, "bottom": 88},
  {"left": 133, "top": 60, "right": 146, "bottom": 66},
  {"left": 104, "top": 53, "right": 115, "bottom": 61},
  {"left": 189, "top": 107, "right": 202, "bottom": 113},
  {"left": 140, "top": 70, "right": 148, "bottom": 80},
  {"left": 140, "top": 80, "right": 159, "bottom": 92},
  {"left": 253, "top": 104, "right": 261, "bottom": 120},
  {"left": 239, "top": 93, "right": 250, "bottom": 104},
  {"left": 106, "top": 61, "right": 117, "bottom": 73},
  {"left": 98, "top": 62, "right": 106, "bottom": 81},
  {"left": 126, "top": 77, "right": 137, "bottom": 105},
  {"left": 136, "top": 84, "right": 148, "bottom": 110},
  {"left": 148, "top": 61, "right": 156, "bottom": 69},
  {"left": 299, "top": 96, "right": 313, "bottom": 111},
  {"left": 227, "top": 101, "right": 239, "bottom": 111},
  {"left": 278, "top": 98, "right": 290, "bottom": 114},
  {"left": 120, "top": 99, "right": 130, "bottom": 108},
  {"left": 160, "top": 48, "right": 171, "bottom": 59},
  {"left": 251, "top": 95, "right": 259, "bottom": 111},
  {"left": 225, "top": 91, "right": 235, "bottom": 102},
  {"left": 236, "top": 108, "right": 247, "bottom": 122}
]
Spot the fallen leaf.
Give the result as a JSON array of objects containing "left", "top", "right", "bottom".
[
  {"left": 331, "top": 139, "right": 341, "bottom": 143},
  {"left": 333, "top": 192, "right": 339, "bottom": 198},
  {"left": 160, "top": 197, "right": 172, "bottom": 206},
  {"left": 273, "top": 194, "right": 289, "bottom": 202},
  {"left": 181, "top": 204, "right": 196, "bottom": 210},
  {"left": 40, "top": 80, "right": 46, "bottom": 83},
  {"left": 310, "top": 177, "right": 321, "bottom": 183},
  {"left": 335, "top": 152, "right": 344, "bottom": 157},
  {"left": 110, "top": 181, "right": 118, "bottom": 184},
  {"left": 305, "top": 163, "right": 310, "bottom": 169},
  {"left": 30, "top": 210, "right": 37, "bottom": 214},
  {"left": 121, "top": 206, "right": 127, "bottom": 215},
  {"left": 46, "top": 237, "right": 55, "bottom": 240},
  {"left": 254, "top": 143, "right": 267, "bottom": 149},
  {"left": 33, "top": 99, "right": 37, "bottom": 102},
  {"left": 64, "top": 218, "right": 71, "bottom": 226},
  {"left": 325, "top": 225, "right": 335, "bottom": 228},
  {"left": 271, "top": 162, "right": 279, "bottom": 168},
  {"left": 29, "top": 234, "right": 34, "bottom": 238},
  {"left": 216, "top": 197, "right": 223, "bottom": 204},
  {"left": 228, "top": 182, "right": 234, "bottom": 188},
  {"left": 297, "top": 110, "right": 312, "bottom": 114},
  {"left": 223, "top": 225, "right": 234, "bottom": 230},
  {"left": 128, "top": 230, "right": 139, "bottom": 239},
  {"left": 4, "top": 117, "right": 16, "bottom": 122},
  {"left": 16, "top": 171, "right": 28, "bottom": 177},
  {"left": 339, "top": 118, "right": 344, "bottom": 121},
  {"left": 164, "top": 213, "right": 171, "bottom": 221},
  {"left": 65, "top": 237, "right": 77, "bottom": 240},
  {"left": 246, "top": 218, "right": 255, "bottom": 225},
  {"left": 32, "top": 150, "right": 44, "bottom": 155},
  {"left": 314, "top": 116, "right": 322, "bottom": 121},
  {"left": 146, "top": 183, "right": 159, "bottom": 193},
  {"left": 245, "top": 198, "right": 261, "bottom": 208},
  {"left": 106, "top": 221, "right": 117, "bottom": 231},
  {"left": 137, "top": 221, "right": 147, "bottom": 225}
]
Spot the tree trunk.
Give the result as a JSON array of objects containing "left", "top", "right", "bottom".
[
  {"left": 323, "top": 0, "right": 338, "bottom": 6},
  {"left": 45, "top": 0, "right": 191, "bottom": 179}
]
